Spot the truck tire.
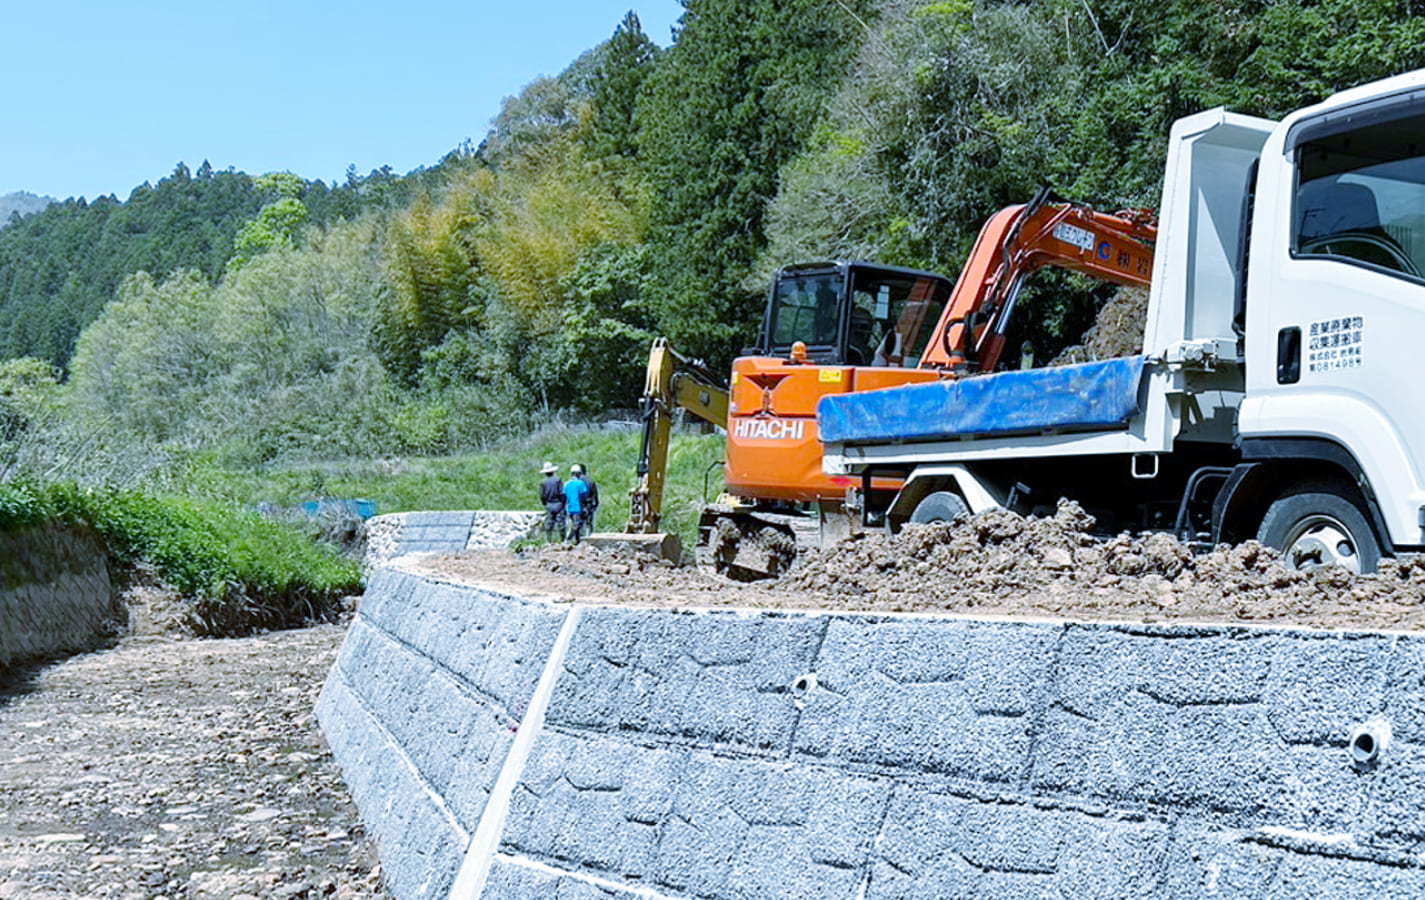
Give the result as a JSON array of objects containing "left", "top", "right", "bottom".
[
  {"left": 1257, "top": 483, "right": 1382, "bottom": 574},
  {"left": 909, "top": 490, "right": 970, "bottom": 525}
]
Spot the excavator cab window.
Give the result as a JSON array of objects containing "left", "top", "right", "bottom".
[
  {"left": 765, "top": 264, "right": 951, "bottom": 366},
  {"left": 845, "top": 268, "right": 950, "bottom": 368},
  {"left": 768, "top": 272, "right": 843, "bottom": 357}
]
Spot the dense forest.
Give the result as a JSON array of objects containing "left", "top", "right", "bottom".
[{"left": 3, "top": 0, "right": 1425, "bottom": 482}]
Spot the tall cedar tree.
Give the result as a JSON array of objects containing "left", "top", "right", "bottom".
[
  {"left": 637, "top": 0, "right": 874, "bottom": 366},
  {"left": 588, "top": 12, "right": 660, "bottom": 162}
]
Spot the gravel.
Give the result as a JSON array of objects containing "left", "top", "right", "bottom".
[{"left": 0, "top": 622, "right": 388, "bottom": 900}]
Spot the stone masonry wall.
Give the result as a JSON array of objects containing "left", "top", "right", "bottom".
[
  {"left": 0, "top": 521, "right": 116, "bottom": 671},
  {"left": 321, "top": 566, "right": 1425, "bottom": 900},
  {"left": 317, "top": 568, "right": 568, "bottom": 900}
]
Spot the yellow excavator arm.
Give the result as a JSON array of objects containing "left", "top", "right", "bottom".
[{"left": 627, "top": 338, "right": 729, "bottom": 535}]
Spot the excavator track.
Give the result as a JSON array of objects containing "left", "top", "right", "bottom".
[{"left": 694, "top": 504, "right": 819, "bottom": 581}]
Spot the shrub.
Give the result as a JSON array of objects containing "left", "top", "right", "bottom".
[{"left": 0, "top": 481, "right": 48, "bottom": 531}]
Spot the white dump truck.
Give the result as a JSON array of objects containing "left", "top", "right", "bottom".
[{"left": 819, "top": 68, "right": 1425, "bottom": 573}]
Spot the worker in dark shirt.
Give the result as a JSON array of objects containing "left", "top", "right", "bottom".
[{"left": 538, "top": 461, "right": 565, "bottom": 542}]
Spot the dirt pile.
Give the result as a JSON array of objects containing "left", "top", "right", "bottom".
[
  {"left": 783, "top": 500, "right": 1425, "bottom": 628},
  {"left": 419, "top": 502, "right": 1425, "bottom": 631},
  {"left": 1051, "top": 285, "right": 1149, "bottom": 364}
]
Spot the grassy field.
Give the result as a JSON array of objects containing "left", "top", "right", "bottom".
[
  {"left": 2, "top": 425, "right": 725, "bottom": 634},
  {"left": 177, "top": 425, "right": 728, "bottom": 550}
]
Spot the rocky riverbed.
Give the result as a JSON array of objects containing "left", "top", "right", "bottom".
[{"left": 0, "top": 624, "right": 387, "bottom": 900}]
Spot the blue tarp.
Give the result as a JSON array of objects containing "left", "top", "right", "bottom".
[{"left": 817, "top": 356, "right": 1149, "bottom": 445}]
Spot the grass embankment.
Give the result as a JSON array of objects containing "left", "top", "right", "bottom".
[
  {"left": 0, "top": 427, "right": 724, "bottom": 635},
  {"left": 0, "top": 481, "right": 362, "bottom": 635}
]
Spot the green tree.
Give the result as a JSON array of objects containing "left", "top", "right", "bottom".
[
  {"left": 66, "top": 270, "right": 218, "bottom": 442},
  {"left": 229, "top": 173, "right": 312, "bottom": 271},
  {"left": 374, "top": 188, "right": 481, "bottom": 385},
  {"left": 229, "top": 198, "right": 311, "bottom": 270},
  {"left": 636, "top": 0, "right": 876, "bottom": 364},
  {"left": 587, "top": 12, "right": 660, "bottom": 162},
  {"left": 0, "top": 357, "right": 60, "bottom": 478},
  {"left": 478, "top": 77, "right": 584, "bottom": 166}
]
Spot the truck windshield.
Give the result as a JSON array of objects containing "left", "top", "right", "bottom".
[{"left": 1296, "top": 113, "right": 1425, "bottom": 280}]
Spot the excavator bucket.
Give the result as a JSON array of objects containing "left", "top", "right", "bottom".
[{"left": 581, "top": 531, "right": 684, "bottom": 564}]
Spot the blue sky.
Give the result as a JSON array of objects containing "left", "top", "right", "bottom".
[{"left": 1, "top": 1, "right": 683, "bottom": 201}]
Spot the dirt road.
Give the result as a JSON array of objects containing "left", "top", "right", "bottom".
[{"left": 0, "top": 625, "right": 387, "bottom": 900}]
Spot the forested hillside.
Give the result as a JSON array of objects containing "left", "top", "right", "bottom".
[
  {"left": 0, "top": 163, "right": 420, "bottom": 368},
  {"left": 3, "top": 0, "right": 1425, "bottom": 481}
]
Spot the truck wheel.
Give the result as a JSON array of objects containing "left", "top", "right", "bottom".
[
  {"left": 909, "top": 491, "right": 970, "bottom": 525},
  {"left": 1257, "top": 484, "right": 1382, "bottom": 574}
]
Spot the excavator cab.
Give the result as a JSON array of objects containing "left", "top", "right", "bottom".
[
  {"left": 695, "top": 262, "right": 955, "bottom": 577},
  {"left": 758, "top": 262, "right": 951, "bottom": 369}
]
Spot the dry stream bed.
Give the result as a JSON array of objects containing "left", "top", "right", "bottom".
[{"left": 0, "top": 625, "right": 387, "bottom": 900}]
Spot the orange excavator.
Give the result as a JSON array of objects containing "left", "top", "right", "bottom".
[{"left": 614, "top": 189, "right": 1158, "bottom": 577}]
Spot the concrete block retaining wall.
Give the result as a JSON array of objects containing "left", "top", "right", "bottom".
[
  {"left": 364, "top": 512, "right": 543, "bottom": 570},
  {"left": 0, "top": 522, "right": 116, "bottom": 671},
  {"left": 319, "top": 566, "right": 1425, "bottom": 900}
]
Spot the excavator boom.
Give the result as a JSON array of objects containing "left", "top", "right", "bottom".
[
  {"left": 627, "top": 338, "right": 728, "bottom": 536},
  {"left": 582, "top": 338, "right": 728, "bottom": 563},
  {"left": 920, "top": 187, "right": 1157, "bottom": 372}
]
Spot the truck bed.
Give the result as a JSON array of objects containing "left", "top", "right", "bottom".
[{"left": 817, "top": 356, "right": 1150, "bottom": 446}]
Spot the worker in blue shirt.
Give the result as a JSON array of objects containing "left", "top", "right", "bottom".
[
  {"left": 563, "top": 464, "right": 591, "bottom": 544},
  {"left": 574, "top": 463, "right": 599, "bottom": 532}
]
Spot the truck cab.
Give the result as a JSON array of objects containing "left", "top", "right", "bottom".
[{"left": 1237, "top": 73, "right": 1425, "bottom": 564}]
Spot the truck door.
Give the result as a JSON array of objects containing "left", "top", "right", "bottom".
[{"left": 1245, "top": 99, "right": 1425, "bottom": 547}]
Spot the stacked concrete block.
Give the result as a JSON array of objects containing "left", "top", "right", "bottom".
[
  {"left": 320, "top": 568, "right": 1425, "bottom": 900},
  {"left": 0, "top": 522, "right": 117, "bottom": 670},
  {"left": 364, "top": 512, "right": 543, "bottom": 570},
  {"left": 548, "top": 607, "right": 826, "bottom": 755},
  {"left": 398, "top": 512, "right": 480, "bottom": 556},
  {"left": 316, "top": 568, "right": 568, "bottom": 900}
]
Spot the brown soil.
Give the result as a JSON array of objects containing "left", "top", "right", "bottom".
[
  {"left": 414, "top": 501, "right": 1425, "bottom": 632},
  {"left": 1050, "top": 285, "right": 1150, "bottom": 364},
  {"left": 0, "top": 608, "right": 387, "bottom": 900}
]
